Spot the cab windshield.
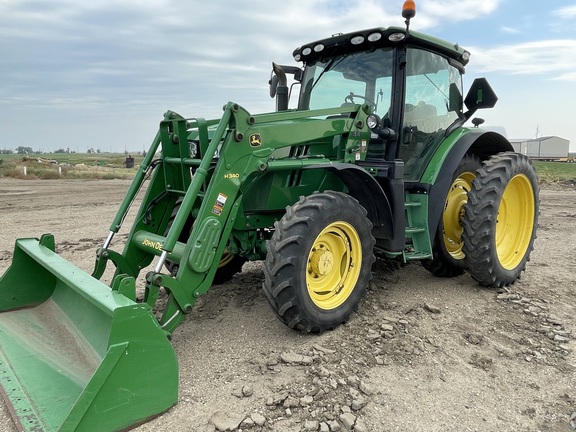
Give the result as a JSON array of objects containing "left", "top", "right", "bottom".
[{"left": 299, "top": 48, "right": 394, "bottom": 119}]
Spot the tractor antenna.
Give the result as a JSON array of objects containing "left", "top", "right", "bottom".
[{"left": 402, "top": 0, "right": 416, "bottom": 37}]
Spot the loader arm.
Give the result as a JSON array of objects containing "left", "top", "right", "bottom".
[{"left": 139, "top": 102, "right": 374, "bottom": 334}]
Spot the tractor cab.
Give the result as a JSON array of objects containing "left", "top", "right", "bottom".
[{"left": 271, "top": 10, "right": 497, "bottom": 181}]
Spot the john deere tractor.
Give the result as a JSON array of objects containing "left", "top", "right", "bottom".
[{"left": 0, "top": 2, "right": 538, "bottom": 431}]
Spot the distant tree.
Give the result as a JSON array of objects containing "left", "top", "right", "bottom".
[
  {"left": 0, "top": 149, "right": 13, "bottom": 154},
  {"left": 54, "top": 148, "right": 67, "bottom": 154},
  {"left": 16, "top": 146, "right": 34, "bottom": 154},
  {"left": 96, "top": 149, "right": 101, "bottom": 154},
  {"left": 87, "top": 148, "right": 95, "bottom": 154}
]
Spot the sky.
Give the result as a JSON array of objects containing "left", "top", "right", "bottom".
[{"left": 1, "top": 0, "right": 575, "bottom": 153}]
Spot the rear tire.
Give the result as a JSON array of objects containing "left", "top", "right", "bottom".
[
  {"left": 211, "top": 253, "right": 246, "bottom": 285},
  {"left": 462, "top": 152, "right": 539, "bottom": 287},
  {"left": 422, "top": 154, "right": 482, "bottom": 277},
  {"left": 262, "top": 192, "right": 375, "bottom": 333}
]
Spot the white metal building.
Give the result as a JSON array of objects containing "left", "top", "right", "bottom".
[{"left": 509, "top": 136, "right": 569, "bottom": 160}]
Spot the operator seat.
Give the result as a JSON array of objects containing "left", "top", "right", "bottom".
[
  {"left": 404, "top": 102, "right": 439, "bottom": 133},
  {"left": 400, "top": 102, "right": 441, "bottom": 169}
]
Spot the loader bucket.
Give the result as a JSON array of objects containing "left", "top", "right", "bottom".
[{"left": 0, "top": 235, "right": 178, "bottom": 432}]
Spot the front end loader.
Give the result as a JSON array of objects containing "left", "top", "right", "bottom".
[{"left": 0, "top": 2, "right": 539, "bottom": 430}]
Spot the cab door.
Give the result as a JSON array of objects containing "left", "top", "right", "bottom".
[{"left": 399, "top": 47, "right": 464, "bottom": 180}]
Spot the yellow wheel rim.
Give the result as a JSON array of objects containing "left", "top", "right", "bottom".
[
  {"left": 218, "top": 251, "right": 235, "bottom": 268},
  {"left": 495, "top": 174, "right": 535, "bottom": 270},
  {"left": 442, "top": 171, "right": 475, "bottom": 260},
  {"left": 306, "top": 222, "right": 362, "bottom": 310}
]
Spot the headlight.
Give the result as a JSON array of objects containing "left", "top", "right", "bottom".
[
  {"left": 366, "top": 114, "right": 381, "bottom": 130},
  {"left": 368, "top": 32, "right": 382, "bottom": 42},
  {"left": 388, "top": 32, "right": 406, "bottom": 42}
]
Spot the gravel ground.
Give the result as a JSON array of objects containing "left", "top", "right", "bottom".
[{"left": 0, "top": 178, "right": 574, "bottom": 432}]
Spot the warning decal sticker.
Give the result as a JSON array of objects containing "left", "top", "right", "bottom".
[{"left": 212, "top": 193, "right": 228, "bottom": 216}]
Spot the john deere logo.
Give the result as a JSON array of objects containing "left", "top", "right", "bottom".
[{"left": 249, "top": 133, "right": 262, "bottom": 147}]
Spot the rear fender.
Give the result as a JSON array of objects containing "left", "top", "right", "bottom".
[{"left": 422, "top": 129, "right": 514, "bottom": 245}]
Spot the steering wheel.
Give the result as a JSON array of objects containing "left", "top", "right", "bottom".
[{"left": 345, "top": 92, "right": 374, "bottom": 106}]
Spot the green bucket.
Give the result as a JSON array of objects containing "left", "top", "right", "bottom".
[{"left": 0, "top": 235, "right": 178, "bottom": 431}]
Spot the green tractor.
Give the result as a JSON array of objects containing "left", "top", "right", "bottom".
[{"left": 0, "top": 2, "right": 538, "bottom": 431}]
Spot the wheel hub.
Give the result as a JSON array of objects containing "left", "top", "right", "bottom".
[
  {"left": 309, "top": 245, "right": 334, "bottom": 277},
  {"left": 306, "top": 222, "right": 362, "bottom": 310},
  {"left": 496, "top": 173, "right": 535, "bottom": 270},
  {"left": 443, "top": 173, "right": 475, "bottom": 258}
]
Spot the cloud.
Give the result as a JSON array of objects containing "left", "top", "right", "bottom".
[
  {"left": 5, "top": 0, "right": 568, "bottom": 153},
  {"left": 553, "top": 5, "right": 576, "bottom": 19},
  {"left": 0, "top": 0, "right": 412, "bottom": 143},
  {"left": 500, "top": 26, "right": 521, "bottom": 34},
  {"left": 424, "top": 0, "right": 498, "bottom": 17},
  {"left": 0, "top": 1, "right": 405, "bottom": 114},
  {"left": 468, "top": 39, "right": 576, "bottom": 80},
  {"left": 421, "top": 0, "right": 499, "bottom": 26},
  {"left": 552, "top": 71, "right": 576, "bottom": 81}
]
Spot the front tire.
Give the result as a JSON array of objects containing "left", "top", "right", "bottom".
[
  {"left": 462, "top": 152, "right": 539, "bottom": 287},
  {"left": 262, "top": 192, "right": 375, "bottom": 333}
]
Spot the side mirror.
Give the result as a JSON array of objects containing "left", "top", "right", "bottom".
[
  {"left": 269, "top": 74, "right": 279, "bottom": 98},
  {"left": 269, "top": 64, "right": 303, "bottom": 111},
  {"left": 464, "top": 78, "right": 498, "bottom": 111},
  {"left": 271, "top": 63, "right": 289, "bottom": 111}
]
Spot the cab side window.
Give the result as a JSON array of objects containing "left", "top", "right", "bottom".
[{"left": 401, "top": 48, "right": 463, "bottom": 179}]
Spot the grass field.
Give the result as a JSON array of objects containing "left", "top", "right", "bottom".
[
  {"left": 0, "top": 153, "right": 574, "bottom": 183},
  {"left": 532, "top": 160, "right": 576, "bottom": 183},
  {"left": 0, "top": 153, "right": 145, "bottom": 180}
]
